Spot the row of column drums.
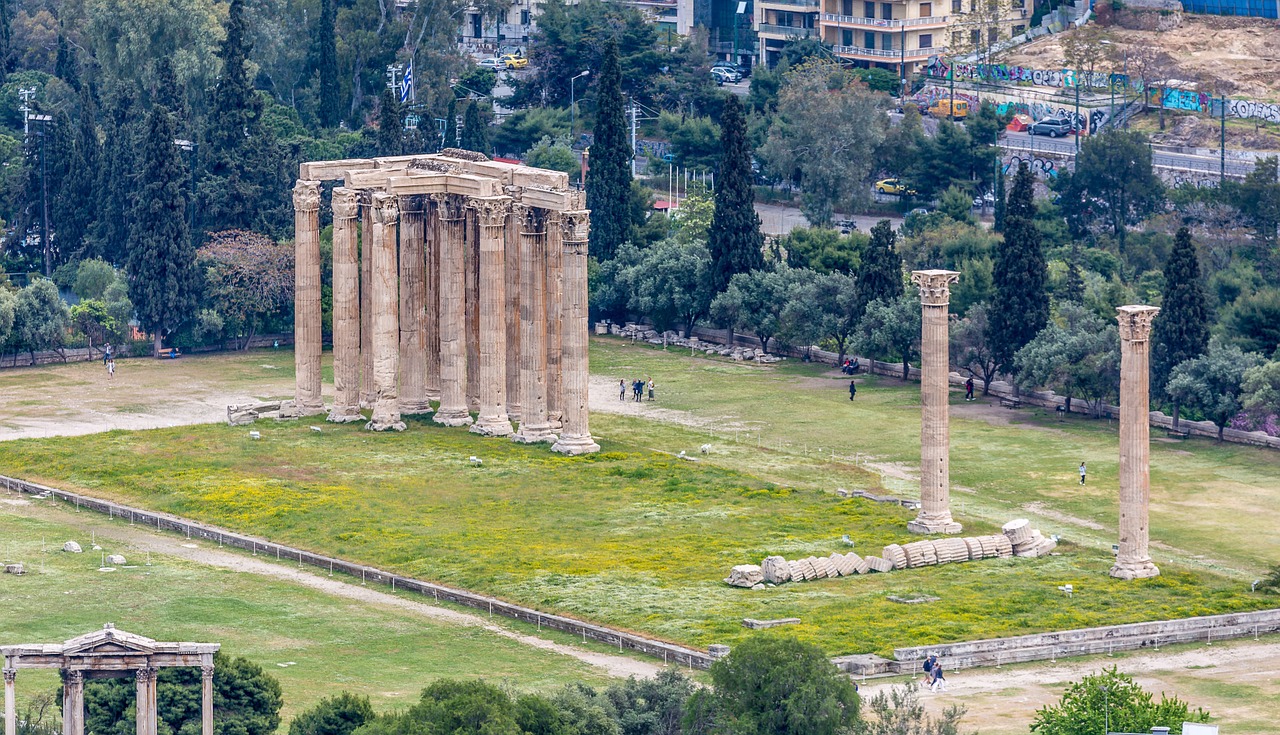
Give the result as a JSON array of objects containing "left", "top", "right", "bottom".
[{"left": 288, "top": 164, "right": 598, "bottom": 455}]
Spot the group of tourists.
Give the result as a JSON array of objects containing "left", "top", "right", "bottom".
[{"left": 619, "top": 378, "right": 655, "bottom": 402}]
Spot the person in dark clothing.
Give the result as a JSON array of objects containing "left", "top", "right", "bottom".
[
  {"left": 848, "top": 380, "right": 857, "bottom": 400},
  {"left": 965, "top": 377, "right": 974, "bottom": 401}
]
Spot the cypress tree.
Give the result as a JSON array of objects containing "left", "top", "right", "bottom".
[
  {"left": 459, "top": 100, "right": 489, "bottom": 155},
  {"left": 152, "top": 57, "right": 187, "bottom": 129},
  {"left": 94, "top": 84, "right": 138, "bottom": 266},
  {"left": 1062, "top": 242, "right": 1084, "bottom": 303},
  {"left": 52, "top": 104, "right": 96, "bottom": 260},
  {"left": 316, "top": 0, "right": 340, "bottom": 129},
  {"left": 987, "top": 161, "right": 1049, "bottom": 376},
  {"left": 1151, "top": 226, "right": 1210, "bottom": 422},
  {"left": 126, "top": 105, "right": 198, "bottom": 356},
  {"left": 856, "top": 219, "right": 904, "bottom": 315},
  {"left": 442, "top": 97, "right": 457, "bottom": 149},
  {"left": 707, "top": 95, "right": 764, "bottom": 295},
  {"left": 584, "top": 40, "right": 631, "bottom": 261},
  {"left": 0, "top": 0, "right": 11, "bottom": 78},
  {"left": 54, "top": 35, "right": 80, "bottom": 91},
  {"left": 377, "top": 88, "right": 404, "bottom": 156},
  {"left": 992, "top": 167, "right": 1006, "bottom": 232}
]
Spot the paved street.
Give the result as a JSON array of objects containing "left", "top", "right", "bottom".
[
  {"left": 999, "top": 129, "right": 1256, "bottom": 178},
  {"left": 755, "top": 202, "right": 904, "bottom": 236}
]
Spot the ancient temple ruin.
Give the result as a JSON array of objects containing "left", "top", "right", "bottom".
[{"left": 286, "top": 150, "right": 598, "bottom": 455}]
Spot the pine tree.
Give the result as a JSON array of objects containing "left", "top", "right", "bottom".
[
  {"left": 442, "top": 97, "right": 457, "bottom": 149},
  {"left": 93, "top": 84, "right": 139, "bottom": 266},
  {"left": 377, "top": 88, "right": 404, "bottom": 156},
  {"left": 316, "top": 0, "right": 340, "bottom": 129},
  {"left": 584, "top": 40, "right": 632, "bottom": 261},
  {"left": 987, "top": 161, "right": 1049, "bottom": 377},
  {"left": 459, "top": 100, "right": 488, "bottom": 155},
  {"left": 126, "top": 105, "right": 198, "bottom": 356},
  {"left": 707, "top": 95, "right": 764, "bottom": 295},
  {"left": 856, "top": 219, "right": 904, "bottom": 316},
  {"left": 1151, "top": 226, "right": 1210, "bottom": 422}
]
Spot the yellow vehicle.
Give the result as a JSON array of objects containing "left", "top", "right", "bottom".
[
  {"left": 502, "top": 55, "right": 528, "bottom": 70},
  {"left": 874, "top": 178, "right": 917, "bottom": 196},
  {"left": 927, "top": 99, "right": 968, "bottom": 120}
]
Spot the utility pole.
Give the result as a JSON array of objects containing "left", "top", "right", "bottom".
[
  {"left": 19, "top": 87, "right": 37, "bottom": 137},
  {"left": 30, "top": 114, "right": 53, "bottom": 277},
  {"left": 1220, "top": 93, "right": 1226, "bottom": 184},
  {"left": 1074, "top": 76, "right": 1081, "bottom": 153},
  {"left": 630, "top": 100, "right": 638, "bottom": 178}
]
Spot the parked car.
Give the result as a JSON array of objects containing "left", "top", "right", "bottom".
[
  {"left": 711, "top": 67, "right": 738, "bottom": 85},
  {"left": 972, "top": 191, "right": 996, "bottom": 207},
  {"left": 1028, "top": 118, "right": 1072, "bottom": 138},
  {"left": 712, "top": 61, "right": 747, "bottom": 79},
  {"left": 874, "top": 178, "right": 917, "bottom": 196},
  {"left": 501, "top": 54, "right": 528, "bottom": 70},
  {"left": 478, "top": 57, "right": 503, "bottom": 70}
]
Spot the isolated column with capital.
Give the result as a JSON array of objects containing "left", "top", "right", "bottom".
[
  {"left": 134, "top": 668, "right": 157, "bottom": 735},
  {"left": 367, "top": 193, "right": 406, "bottom": 431},
  {"left": 552, "top": 210, "right": 600, "bottom": 455},
  {"left": 292, "top": 179, "right": 325, "bottom": 416},
  {"left": 328, "top": 187, "right": 363, "bottom": 422},
  {"left": 513, "top": 206, "right": 557, "bottom": 444},
  {"left": 434, "top": 194, "right": 473, "bottom": 426},
  {"left": 200, "top": 664, "right": 214, "bottom": 735},
  {"left": 4, "top": 668, "right": 16, "bottom": 735},
  {"left": 470, "top": 196, "right": 514, "bottom": 436},
  {"left": 399, "top": 195, "right": 432, "bottom": 414},
  {"left": 908, "top": 269, "right": 963, "bottom": 535},
  {"left": 1112, "top": 305, "right": 1161, "bottom": 580}
]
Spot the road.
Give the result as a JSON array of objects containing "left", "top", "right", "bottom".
[
  {"left": 754, "top": 202, "right": 904, "bottom": 236},
  {"left": 1000, "top": 129, "right": 1255, "bottom": 178}
]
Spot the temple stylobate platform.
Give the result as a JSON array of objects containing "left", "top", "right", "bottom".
[{"left": 286, "top": 149, "right": 598, "bottom": 455}]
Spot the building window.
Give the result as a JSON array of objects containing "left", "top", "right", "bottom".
[
  {"left": 864, "top": 1, "right": 876, "bottom": 17},
  {"left": 882, "top": 32, "right": 893, "bottom": 49},
  {"left": 970, "top": 28, "right": 979, "bottom": 43},
  {"left": 951, "top": 30, "right": 962, "bottom": 45},
  {"left": 865, "top": 31, "right": 876, "bottom": 48},
  {"left": 1012, "top": 23, "right": 1025, "bottom": 34},
  {"left": 919, "top": 32, "right": 933, "bottom": 47},
  {"left": 843, "top": 28, "right": 854, "bottom": 45},
  {"left": 988, "top": 26, "right": 998, "bottom": 43},
  {"left": 919, "top": 2, "right": 932, "bottom": 16},
  {"left": 882, "top": 2, "right": 893, "bottom": 18},
  {"left": 952, "top": 0, "right": 961, "bottom": 10},
  {"left": 970, "top": 0, "right": 976, "bottom": 10}
]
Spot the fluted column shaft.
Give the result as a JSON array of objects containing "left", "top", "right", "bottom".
[
  {"left": 552, "top": 211, "right": 599, "bottom": 455},
  {"left": 328, "top": 188, "right": 363, "bottom": 422},
  {"left": 399, "top": 195, "right": 431, "bottom": 413},
  {"left": 292, "top": 180, "right": 324, "bottom": 416},
  {"left": 4, "top": 668, "right": 16, "bottom": 735},
  {"left": 1113, "top": 305, "right": 1161, "bottom": 580},
  {"left": 465, "top": 209, "right": 481, "bottom": 413},
  {"left": 367, "top": 193, "right": 405, "bottom": 431},
  {"left": 61, "top": 670, "right": 83, "bottom": 735},
  {"left": 505, "top": 199, "right": 522, "bottom": 421},
  {"left": 908, "top": 270, "right": 962, "bottom": 535},
  {"left": 200, "top": 665, "right": 214, "bottom": 735},
  {"left": 545, "top": 211, "right": 564, "bottom": 430},
  {"left": 470, "top": 196, "right": 514, "bottom": 436},
  {"left": 134, "top": 668, "right": 156, "bottom": 735},
  {"left": 513, "top": 207, "right": 556, "bottom": 443},
  {"left": 360, "top": 197, "right": 375, "bottom": 407},
  {"left": 425, "top": 200, "right": 442, "bottom": 402},
  {"left": 434, "top": 195, "right": 473, "bottom": 426}
]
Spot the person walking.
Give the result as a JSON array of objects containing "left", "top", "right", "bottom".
[
  {"left": 1079, "top": 462, "right": 1087, "bottom": 485},
  {"left": 965, "top": 377, "right": 974, "bottom": 401},
  {"left": 633, "top": 379, "right": 643, "bottom": 402},
  {"left": 930, "top": 660, "right": 947, "bottom": 692},
  {"left": 106, "top": 357, "right": 116, "bottom": 381},
  {"left": 921, "top": 654, "right": 936, "bottom": 686},
  {"left": 647, "top": 378, "right": 655, "bottom": 401},
  {"left": 619, "top": 379, "right": 626, "bottom": 401},
  {"left": 848, "top": 380, "right": 857, "bottom": 401}
]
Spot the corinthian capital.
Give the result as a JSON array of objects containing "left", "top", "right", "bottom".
[
  {"left": 134, "top": 667, "right": 157, "bottom": 684},
  {"left": 1116, "top": 305, "right": 1159, "bottom": 342},
  {"left": 467, "top": 196, "right": 512, "bottom": 228},
  {"left": 292, "top": 179, "right": 322, "bottom": 212},
  {"left": 4, "top": 668, "right": 17, "bottom": 683},
  {"left": 399, "top": 194, "right": 425, "bottom": 215},
  {"left": 331, "top": 187, "right": 360, "bottom": 220},
  {"left": 371, "top": 193, "right": 399, "bottom": 225},
  {"left": 561, "top": 210, "right": 590, "bottom": 246},
  {"left": 910, "top": 269, "right": 960, "bottom": 307}
]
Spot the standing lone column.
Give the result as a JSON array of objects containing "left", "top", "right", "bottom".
[
  {"left": 367, "top": 193, "right": 406, "bottom": 432},
  {"left": 545, "top": 211, "right": 564, "bottom": 431},
  {"left": 292, "top": 179, "right": 325, "bottom": 416},
  {"left": 62, "top": 670, "right": 84, "bottom": 735},
  {"left": 328, "top": 187, "right": 363, "bottom": 422},
  {"left": 470, "top": 196, "right": 514, "bottom": 436},
  {"left": 513, "top": 207, "right": 557, "bottom": 444},
  {"left": 399, "top": 195, "right": 431, "bottom": 414},
  {"left": 1112, "top": 305, "right": 1161, "bottom": 580},
  {"left": 200, "top": 664, "right": 214, "bottom": 735},
  {"left": 908, "top": 270, "right": 962, "bottom": 535},
  {"left": 552, "top": 211, "right": 600, "bottom": 455},
  {"left": 434, "top": 195, "right": 473, "bottom": 426},
  {"left": 5, "top": 668, "right": 18, "bottom": 735},
  {"left": 134, "top": 668, "right": 157, "bottom": 735}
]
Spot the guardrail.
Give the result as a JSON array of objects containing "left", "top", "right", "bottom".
[
  {"left": 820, "top": 12, "right": 950, "bottom": 26},
  {"left": 832, "top": 44, "right": 945, "bottom": 59}
]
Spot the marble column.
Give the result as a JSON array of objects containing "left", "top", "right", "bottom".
[
  {"left": 360, "top": 195, "right": 375, "bottom": 407},
  {"left": 61, "top": 670, "right": 83, "bottom": 735},
  {"left": 134, "top": 668, "right": 157, "bottom": 735},
  {"left": 504, "top": 198, "right": 522, "bottom": 422},
  {"left": 552, "top": 210, "right": 600, "bottom": 455},
  {"left": 399, "top": 195, "right": 431, "bottom": 414},
  {"left": 424, "top": 199, "right": 442, "bottom": 403},
  {"left": 328, "top": 187, "right": 363, "bottom": 422},
  {"left": 545, "top": 211, "right": 564, "bottom": 431},
  {"left": 908, "top": 269, "right": 962, "bottom": 535},
  {"left": 367, "top": 193, "right": 406, "bottom": 431},
  {"left": 1112, "top": 305, "right": 1161, "bottom": 580},
  {"left": 3, "top": 668, "right": 15, "bottom": 735},
  {"left": 513, "top": 207, "right": 557, "bottom": 444},
  {"left": 434, "top": 195, "right": 473, "bottom": 426},
  {"left": 200, "top": 665, "right": 214, "bottom": 735},
  {"left": 292, "top": 179, "right": 325, "bottom": 416},
  {"left": 470, "top": 196, "right": 514, "bottom": 436},
  {"left": 465, "top": 209, "right": 481, "bottom": 413}
]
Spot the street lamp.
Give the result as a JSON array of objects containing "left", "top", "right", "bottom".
[
  {"left": 174, "top": 139, "right": 198, "bottom": 246},
  {"left": 29, "top": 113, "right": 52, "bottom": 277},
  {"left": 570, "top": 70, "right": 590, "bottom": 143},
  {"left": 1099, "top": 685, "right": 1110, "bottom": 735},
  {"left": 1099, "top": 40, "right": 1129, "bottom": 131}
]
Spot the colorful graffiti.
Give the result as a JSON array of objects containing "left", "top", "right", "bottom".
[
  {"left": 909, "top": 87, "right": 1111, "bottom": 133},
  {"left": 1162, "top": 88, "right": 1210, "bottom": 112},
  {"left": 1002, "top": 154, "right": 1063, "bottom": 177},
  {"left": 921, "top": 58, "right": 1139, "bottom": 91},
  {"left": 1227, "top": 99, "right": 1280, "bottom": 124}
]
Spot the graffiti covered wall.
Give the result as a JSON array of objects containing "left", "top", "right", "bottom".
[
  {"left": 911, "top": 85, "right": 1111, "bottom": 133},
  {"left": 921, "top": 58, "right": 1139, "bottom": 92}
]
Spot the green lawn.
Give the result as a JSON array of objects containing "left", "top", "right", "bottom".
[
  {"left": 1, "top": 339, "right": 1273, "bottom": 657},
  {"left": 0, "top": 510, "right": 612, "bottom": 723}
]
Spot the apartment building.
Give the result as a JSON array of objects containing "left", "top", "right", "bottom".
[{"left": 755, "top": 0, "right": 820, "bottom": 68}]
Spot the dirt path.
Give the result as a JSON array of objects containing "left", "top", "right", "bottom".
[{"left": 3, "top": 498, "right": 661, "bottom": 680}]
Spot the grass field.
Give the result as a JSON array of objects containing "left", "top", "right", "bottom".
[
  {"left": 0, "top": 508, "right": 615, "bottom": 722},
  {"left": 1, "top": 338, "right": 1274, "bottom": 657}
]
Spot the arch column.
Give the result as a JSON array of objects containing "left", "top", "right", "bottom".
[
  {"left": 552, "top": 211, "right": 599, "bottom": 455},
  {"left": 1112, "top": 305, "right": 1161, "bottom": 580},
  {"left": 434, "top": 194, "right": 473, "bottom": 426},
  {"left": 328, "top": 187, "right": 363, "bottom": 422},
  {"left": 908, "top": 270, "right": 962, "bottom": 535},
  {"left": 399, "top": 195, "right": 431, "bottom": 414},
  {"left": 367, "top": 193, "right": 405, "bottom": 431},
  {"left": 292, "top": 179, "right": 325, "bottom": 416},
  {"left": 513, "top": 206, "right": 557, "bottom": 444},
  {"left": 470, "top": 196, "right": 514, "bottom": 436}
]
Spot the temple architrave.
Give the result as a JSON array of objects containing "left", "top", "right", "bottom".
[{"left": 284, "top": 149, "right": 599, "bottom": 456}]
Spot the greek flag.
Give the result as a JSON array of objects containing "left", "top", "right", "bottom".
[{"left": 401, "top": 60, "right": 414, "bottom": 104}]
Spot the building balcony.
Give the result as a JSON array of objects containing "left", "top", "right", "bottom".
[
  {"left": 756, "top": 23, "right": 819, "bottom": 37},
  {"left": 831, "top": 43, "right": 945, "bottom": 61},
  {"left": 819, "top": 12, "right": 951, "bottom": 28},
  {"left": 758, "top": 0, "right": 821, "bottom": 8}
]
